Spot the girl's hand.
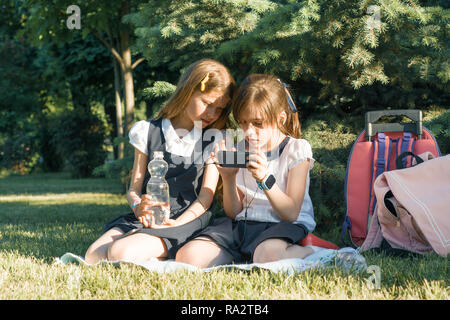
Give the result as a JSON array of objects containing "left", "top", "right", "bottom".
[
  {"left": 137, "top": 195, "right": 176, "bottom": 229},
  {"left": 211, "top": 140, "right": 240, "bottom": 179},
  {"left": 139, "top": 214, "right": 180, "bottom": 229},
  {"left": 134, "top": 195, "right": 156, "bottom": 219},
  {"left": 247, "top": 147, "right": 268, "bottom": 182}
]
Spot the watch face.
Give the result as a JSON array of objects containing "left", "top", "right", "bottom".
[{"left": 265, "top": 174, "right": 276, "bottom": 189}]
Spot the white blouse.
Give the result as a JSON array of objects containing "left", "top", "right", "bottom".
[
  {"left": 234, "top": 138, "right": 317, "bottom": 232},
  {"left": 128, "top": 119, "right": 203, "bottom": 157}
]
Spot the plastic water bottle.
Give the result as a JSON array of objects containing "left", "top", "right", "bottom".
[
  {"left": 335, "top": 251, "right": 367, "bottom": 273},
  {"left": 145, "top": 151, "right": 170, "bottom": 225}
]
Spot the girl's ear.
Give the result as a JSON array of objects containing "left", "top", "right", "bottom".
[{"left": 279, "top": 111, "right": 287, "bottom": 125}]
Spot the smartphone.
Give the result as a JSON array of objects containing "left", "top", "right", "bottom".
[{"left": 217, "top": 151, "right": 250, "bottom": 168}]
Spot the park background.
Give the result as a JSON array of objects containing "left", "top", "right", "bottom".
[{"left": 0, "top": 0, "right": 448, "bottom": 299}]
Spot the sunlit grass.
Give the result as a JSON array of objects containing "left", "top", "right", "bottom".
[{"left": 0, "top": 172, "right": 448, "bottom": 299}]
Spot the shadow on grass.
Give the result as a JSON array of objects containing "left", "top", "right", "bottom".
[
  {"left": 0, "top": 201, "right": 129, "bottom": 263},
  {"left": 0, "top": 172, "right": 124, "bottom": 195}
]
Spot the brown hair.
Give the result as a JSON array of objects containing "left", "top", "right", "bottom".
[
  {"left": 157, "top": 59, "right": 236, "bottom": 130},
  {"left": 232, "top": 74, "right": 301, "bottom": 138}
]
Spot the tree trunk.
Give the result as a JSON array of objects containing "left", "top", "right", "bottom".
[
  {"left": 120, "top": 1, "right": 135, "bottom": 137},
  {"left": 121, "top": 30, "right": 135, "bottom": 135},
  {"left": 90, "top": 2, "right": 146, "bottom": 157},
  {"left": 113, "top": 57, "right": 125, "bottom": 159}
]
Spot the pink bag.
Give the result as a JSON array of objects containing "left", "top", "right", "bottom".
[{"left": 360, "top": 152, "right": 450, "bottom": 257}]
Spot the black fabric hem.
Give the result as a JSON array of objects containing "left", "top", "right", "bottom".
[{"left": 196, "top": 217, "right": 309, "bottom": 263}]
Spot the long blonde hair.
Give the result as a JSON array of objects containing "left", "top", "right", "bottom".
[
  {"left": 157, "top": 59, "right": 236, "bottom": 130},
  {"left": 232, "top": 74, "right": 301, "bottom": 138}
]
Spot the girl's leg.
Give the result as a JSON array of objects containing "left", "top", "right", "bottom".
[
  {"left": 84, "top": 227, "right": 125, "bottom": 264},
  {"left": 176, "top": 236, "right": 234, "bottom": 268},
  {"left": 253, "top": 238, "right": 313, "bottom": 263},
  {"left": 106, "top": 231, "right": 168, "bottom": 263}
]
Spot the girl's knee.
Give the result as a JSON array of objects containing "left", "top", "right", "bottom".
[
  {"left": 85, "top": 228, "right": 124, "bottom": 264},
  {"left": 175, "top": 241, "right": 204, "bottom": 266},
  {"left": 175, "top": 244, "right": 191, "bottom": 264},
  {"left": 84, "top": 245, "right": 100, "bottom": 265},
  {"left": 176, "top": 237, "right": 232, "bottom": 268},
  {"left": 107, "top": 233, "right": 167, "bottom": 262},
  {"left": 107, "top": 240, "right": 130, "bottom": 261},
  {"left": 253, "top": 239, "right": 287, "bottom": 263}
]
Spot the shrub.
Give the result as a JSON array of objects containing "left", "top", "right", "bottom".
[
  {"left": 53, "top": 108, "right": 110, "bottom": 178},
  {"left": 36, "top": 114, "right": 65, "bottom": 172},
  {"left": 423, "top": 107, "right": 450, "bottom": 155},
  {"left": 302, "top": 113, "right": 361, "bottom": 234},
  {"left": 0, "top": 131, "right": 40, "bottom": 175},
  {"left": 93, "top": 137, "right": 134, "bottom": 193}
]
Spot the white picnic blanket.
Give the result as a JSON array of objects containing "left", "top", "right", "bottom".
[{"left": 56, "top": 247, "right": 367, "bottom": 275}]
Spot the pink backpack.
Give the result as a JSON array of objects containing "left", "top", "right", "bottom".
[
  {"left": 360, "top": 153, "right": 450, "bottom": 257},
  {"left": 341, "top": 110, "right": 442, "bottom": 247}
]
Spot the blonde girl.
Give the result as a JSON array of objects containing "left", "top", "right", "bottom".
[
  {"left": 85, "top": 59, "right": 235, "bottom": 264},
  {"left": 176, "top": 74, "right": 316, "bottom": 267}
]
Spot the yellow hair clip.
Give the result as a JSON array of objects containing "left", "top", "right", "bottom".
[{"left": 200, "top": 73, "right": 210, "bottom": 92}]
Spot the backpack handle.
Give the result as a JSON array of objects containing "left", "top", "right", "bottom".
[{"left": 365, "top": 109, "right": 422, "bottom": 140}]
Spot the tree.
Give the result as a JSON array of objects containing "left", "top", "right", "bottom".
[
  {"left": 212, "top": 0, "right": 449, "bottom": 114},
  {"left": 0, "top": 0, "right": 48, "bottom": 173},
  {"left": 129, "top": 0, "right": 448, "bottom": 117},
  {"left": 19, "top": 0, "right": 148, "bottom": 157},
  {"left": 126, "top": 0, "right": 275, "bottom": 84}
]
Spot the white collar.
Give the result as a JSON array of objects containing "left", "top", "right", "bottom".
[
  {"left": 162, "top": 118, "right": 202, "bottom": 144},
  {"left": 161, "top": 118, "right": 202, "bottom": 156}
]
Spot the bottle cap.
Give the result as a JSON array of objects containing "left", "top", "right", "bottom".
[{"left": 153, "top": 151, "right": 164, "bottom": 158}]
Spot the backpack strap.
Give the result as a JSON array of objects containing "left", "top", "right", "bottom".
[
  {"left": 375, "top": 133, "right": 390, "bottom": 178},
  {"left": 368, "top": 133, "right": 391, "bottom": 217},
  {"left": 398, "top": 132, "right": 415, "bottom": 168},
  {"left": 341, "top": 215, "right": 359, "bottom": 248}
]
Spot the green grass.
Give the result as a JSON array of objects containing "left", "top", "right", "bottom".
[{"left": 0, "top": 172, "right": 448, "bottom": 300}]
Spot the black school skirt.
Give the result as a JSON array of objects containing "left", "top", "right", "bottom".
[
  {"left": 103, "top": 211, "right": 212, "bottom": 259},
  {"left": 196, "top": 217, "right": 309, "bottom": 263}
]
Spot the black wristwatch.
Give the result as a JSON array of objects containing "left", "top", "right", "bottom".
[{"left": 256, "top": 174, "right": 276, "bottom": 190}]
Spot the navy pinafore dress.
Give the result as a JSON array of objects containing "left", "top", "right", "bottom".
[{"left": 103, "top": 118, "right": 215, "bottom": 258}]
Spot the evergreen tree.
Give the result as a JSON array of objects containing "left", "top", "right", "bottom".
[
  {"left": 125, "top": 0, "right": 276, "bottom": 104},
  {"left": 215, "top": 0, "right": 448, "bottom": 114},
  {"left": 129, "top": 0, "right": 448, "bottom": 116}
]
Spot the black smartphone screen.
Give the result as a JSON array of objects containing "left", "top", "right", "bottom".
[{"left": 217, "top": 151, "right": 249, "bottom": 168}]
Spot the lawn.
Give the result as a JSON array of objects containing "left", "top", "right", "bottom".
[{"left": 0, "top": 172, "right": 448, "bottom": 300}]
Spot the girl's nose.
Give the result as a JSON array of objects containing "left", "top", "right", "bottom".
[
  {"left": 206, "top": 107, "right": 218, "bottom": 119},
  {"left": 243, "top": 124, "right": 256, "bottom": 137}
]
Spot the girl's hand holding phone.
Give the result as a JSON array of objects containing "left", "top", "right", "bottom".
[{"left": 246, "top": 146, "right": 268, "bottom": 182}]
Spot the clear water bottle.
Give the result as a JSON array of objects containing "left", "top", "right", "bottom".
[
  {"left": 335, "top": 251, "right": 367, "bottom": 273},
  {"left": 145, "top": 151, "right": 170, "bottom": 225}
]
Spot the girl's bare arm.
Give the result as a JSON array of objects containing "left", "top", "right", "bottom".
[
  {"left": 221, "top": 174, "right": 244, "bottom": 219},
  {"left": 126, "top": 148, "right": 148, "bottom": 212},
  {"left": 174, "top": 162, "right": 221, "bottom": 225},
  {"left": 264, "top": 159, "right": 310, "bottom": 222}
]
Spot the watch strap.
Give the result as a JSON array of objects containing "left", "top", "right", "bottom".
[{"left": 257, "top": 174, "right": 275, "bottom": 190}]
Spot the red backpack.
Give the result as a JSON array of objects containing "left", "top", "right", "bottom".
[{"left": 341, "top": 110, "right": 442, "bottom": 247}]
